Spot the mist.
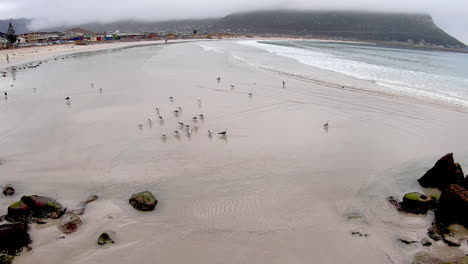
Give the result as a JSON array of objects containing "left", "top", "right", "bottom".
[{"left": 0, "top": 0, "right": 467, "bottom": 43}]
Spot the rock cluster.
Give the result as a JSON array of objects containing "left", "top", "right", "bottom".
[
  {"left": 129, "top": 191, "right": 157, "bottom": 211},
  {"left": 387, "top": 153, "right": 468, "bottom": 262}
]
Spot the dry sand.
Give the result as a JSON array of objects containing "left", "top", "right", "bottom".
[{"left": 0, "top": 40, "right": 467, "bottom": 264}]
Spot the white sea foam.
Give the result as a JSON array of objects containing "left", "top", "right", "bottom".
[{"left": 239, "top": 40, "right": 468, "bottom": 107}]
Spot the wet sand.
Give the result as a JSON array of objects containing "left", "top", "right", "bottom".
[{"left": 1, "top": 41, "right": 468, "bottom": 263}]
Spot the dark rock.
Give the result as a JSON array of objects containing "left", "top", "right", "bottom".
[
  {"left": 0, "top": 255, "right": 14, "bottom": 264},
  {"left": 58, "top": 213, "right": 82, "bottom": 234},
  {"left": 442, "top": 235, "right": 461, "bottom": 247},
  {"left": 399, "top": 237, "right": 418, "bottom": 244},
  {"left": 68, "top": 195, "right": 98, "bottom": 215},
  {"left": 402, "top": 192, "right": 434, "bottom": 214},
  {"left": 129, "top": 191, "right": 157, "bottom": 211},
  {"left": 2, "top": 186, "right": 15, "bottom": 196},
  {"left": 97, "top": 233, "right": 115, "bottom": 245},
  {"left": 427, "top": 221, "right": 446, "bottom": 241},
  {"left": 20, "top": 195, "right": 66, "bottom": 219},
  {"left": 418, "top": 153, "right": 464, "bottom": 190},
  {"left": 350, "top": 230, "right": 369, "bottom": 237},
  {"left": 6, "top": 201, "right": 31, "bottom": 222},
  {"left": 388, "top": 193, "right": 434, "bottom": 214},
  {"left": 421, "top": 238, "right": 432, "bottom": 246},
  {"left": 0, "top": 223, "right": 31, "bottom": 255},
  {"left": 436, "top": 184, "right": 468, "bottom": 227}
]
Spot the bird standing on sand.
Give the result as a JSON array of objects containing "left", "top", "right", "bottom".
[
  {"left": 162, "top": 132, "right": 167, "bottom": 138},
  {"left": 65, "top": 96, "right": 70, "bottom": 102},
  {"left": 323, "top": 121, "right": 329, "bottom": 128},
  {"left": 158, "top": 115, "right": 164, "bottom": 120},
  {"left": 217, "top": 77, "right": 221, "bottom": 83},
  {"left": 178, "top": 106, "right": 183, "bottom": 111},
  {"left": 218, "top": 129, "right": 228, "bottom": 136},
  {"left": 174, "top": 130, "right": 181, "bottom": 134},
  {"left": 198, "top": 113, "right": 205, "bottom": 119},
  {"left": 231, "top": 85, "right": 235, "bottom": 89},
  {"left": 91, "top": 83, "right": 94, "bottom": 88},
  {"left": 156, "top": 107, "right": 160, "bottom": 114},
  {"left": 99, "top": 88, "right": 103, "bottom": 93},
  {"left": 248, "top": 93, "right": 252, "bottom": 97},
  {"left": 178, "top": 122, "right": 184, "bottom": 126},
  {"left": 33, "top": 88, "right": 37, "bottom": 92},
  {"left": 208, "top": 129, "right": 213, "bottom": 135},
  {"left": 282, "top": 81, "right": 286, "bottom": 88},
  {"left": 169, "top": 96, "right": 174, "bottom": 102}
]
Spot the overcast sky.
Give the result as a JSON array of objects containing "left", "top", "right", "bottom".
[{"left": 0, "top": 0, "right": 466, "bottom": 44}]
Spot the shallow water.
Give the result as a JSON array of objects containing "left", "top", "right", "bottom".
[{"left": 0, "top": 41, "right": 468, "bottom": 263}]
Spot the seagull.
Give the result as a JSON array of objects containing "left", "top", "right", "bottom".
[
  {"left": 323, "top": 121, "right": 329, "bottom": 128},
  {"left": 33, "top": 88, "right": 37, "bottom": 92},
  {"left": 198, "top": 113, "right": 205, "bottom": 119},
  {"left": 187, "top": 128, "right": 192, "bottom": 135},
  {"left": 230, "top": 85, "right": 235, "bottom": 89},
  {"left": 248, "top": 93, "right": 252, "bottom": 97},
  {"left": 91, "top": 83, "right": 94, "bottom": 88},
  {"left": 99, "top": 88, "right": 103, "bottom": 93},
  {"left": 169, "top": 96, "right": 174, "bottom": 101},
  {"left": 155, "top": 107, "right": 160, "bottom": 114},
  {"left": 65, "top": 96, "right": 70, "bottom": 102},
  {"left": 192, "top": 116, "right": 198, "bottom": 121},
  {"left": 217, "top": 77, "right": 221, "bottom": 82},
  {"left": 178, "top": 122, "right": 184, "bottom": 126},
  {"left": 218, "top": 129, "right": 228, "bottom": 136},
  {"left": 208, "top": 129, "right": 213, "bottom": 134},
  {"left": 174, "top": 130, "right": 181, "bottom": 134},
  {"left": 162, "top": 132, "right": 167, "bottom": 138},
  {"left": 178, "top": 106, "right": 183, "bottom": 111},
  {"left": 138, "top": 121, "right": 144, "bottom": 128},
  {"left": 158, "top": 115, "right": 164, "bottom": 120},
  {"left": 148, "top": 118, "right": 153, "bottom": 124},
  {"left": 174, "top": 109, "right": 179, "bottom": 113},
  {"left": 185, "top": 124, "right": 191, "bottom": 129}
]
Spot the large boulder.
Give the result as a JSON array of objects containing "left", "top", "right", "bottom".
[
  {"left": 7, "top": 195, "right": 66, "bottom": 223},
  {"left": 129, "top": 191, "right": 157, "bottom": 211},
  {"left": 58, "top": 213, "right": 82, "bottom": 234},
  {"left": 435, "top": 184, "right": 468, "bottom": 227},
  {"left": 21, "top": 195, "right": 66, "bottom": 219},
  {"left": 418, "top": 153, "right": 464, "bottom": 190},
  {"left": 0, "top": 223, "right": 31, "bottom": 255}
]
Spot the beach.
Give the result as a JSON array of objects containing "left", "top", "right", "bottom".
[{"left": 1, "top": 40, "right": 468, "bottom": 264}]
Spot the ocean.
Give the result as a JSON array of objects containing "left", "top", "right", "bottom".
[{"left": 201, "top": 40, "right": 468, "bottom": 107}]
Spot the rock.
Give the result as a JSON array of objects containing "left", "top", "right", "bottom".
[
  {"left": 435, "top": 184, "right": 468, "bottom": 227},
  {"left": 442, "top": 234, "right": 461, "bottom": 247},
  {"left": 0, "top": 223, "right": 31, "bottom": 255},
  {"left": 401, "top": 192, "right": 434, "bottom": 214},
  {"left": 388, "top": 193, "right": 434, "bottom": 214},
  {"left": 421, "top": 238, "right": 432, "bottom": 246},
  {"left": 20, "top": 195, "right": 66, "bottom": 219},
  {"left": 97, "top": 233, "right": 115, "bottom": 245},
  {"left": 2, "top": 186, "right": 15, "bottom": 196},
  {"left": 129, "top": 191, "right": 157, "bottom": 211},
  {"left": 0, "top": 255, "right": 14, "bottom": 264},
  {"left": 350, "top": 230, "right": 369, "bottom": 237},
  {"left": 399, "top": 237, "right": 418, "bottom": 244},
  {"left": 418, "top": 153, "right": 464, "bottom": 190},
  {"left": 427, "top": 221, "right": 446, "bottom": 241},
  {"left": 58, "top": 213, "right": 82, "bottom": 234},
  {"left": 6, "top": 201, "right": 30, "bottom": 222},
  {"left": 68, "top": 195, "right": 99, "bottom": 215}
]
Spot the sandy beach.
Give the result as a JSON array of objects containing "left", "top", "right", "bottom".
[
  {"left": 0, "top": 39, "right": 207, "bottom": 70},
  {"left": 1, "top": 40, "right": 467, "bottom": 264}
]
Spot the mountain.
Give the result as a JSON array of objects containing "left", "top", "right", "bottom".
[
  {"left": 2, "top": 11, "right": 465, "bottom": 48},
  {"left": 215, "top": 11, "right": 465, "bottom": 47}
]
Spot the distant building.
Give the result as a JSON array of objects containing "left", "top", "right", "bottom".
[
  {"left": 19, "top": 32, "right": 62, "bottom": 43},
  {"left": 64, "top": 28, "right": 96, "bottom": 40}
]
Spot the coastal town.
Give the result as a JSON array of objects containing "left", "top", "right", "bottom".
[{"left": 0, "top": 27, "right": 234, "bottom": 49}]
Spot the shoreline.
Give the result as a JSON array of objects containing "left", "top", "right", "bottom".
[{"left": 0, "top": 39, "right": 212, "bottom": 70}]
